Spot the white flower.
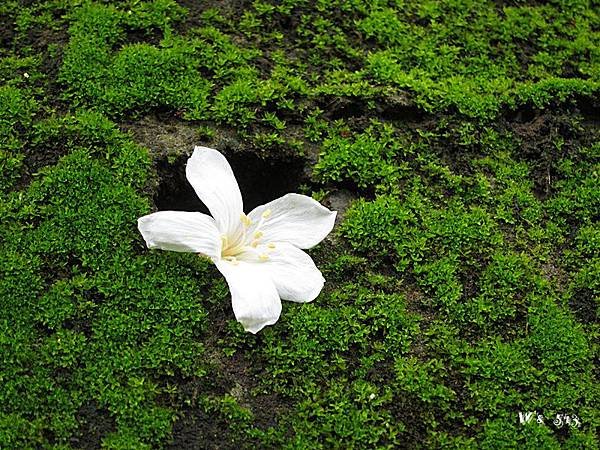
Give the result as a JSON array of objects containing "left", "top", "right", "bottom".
[{"left": 138, "top": 146, "right": 336, "bottom": 333}]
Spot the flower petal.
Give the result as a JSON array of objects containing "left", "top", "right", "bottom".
[
  {"left": 138, "top": 211, "right": 221, "bottom": 258},
  {"left": 215, "top": 260, "right": 282, "bottom": 333},
  {"left": 247, "top": 193, "right": 336, "bottom": 249},
  {"left": 259, "top": 242, "right": 325, "bottom": 303},
  {"left": 186, "top": 146, "right": 244, "bottom": 237}
]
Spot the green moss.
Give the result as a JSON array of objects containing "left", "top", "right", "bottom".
[
  {"left": 0, "top": 85, "right": 38, "bottom": 190},
  {"left": 314, "top": 122, "right": 402, "bottom": 189},
  {"left": 58, "top": 2, "right": 208, "bottom": 117},
  {"left": 359, "top": 1, "right": 599, "bottom": 117},
  {"left": 0, "top": 110, "right": 212, "bottom": 447}
]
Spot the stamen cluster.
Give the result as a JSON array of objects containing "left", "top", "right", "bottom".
[{"left": 221, "top": 209, "right": 275, "bottom": 264}]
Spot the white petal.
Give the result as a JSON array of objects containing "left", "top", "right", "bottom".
[
  {"left": 247, "top": 193, "right": 336, "bottom": 249},
  {"left": 260, "top": 242, "right": 325, "bottom": 303},
  {"left": 186, "top": 146, "right": 244, "bottom": 237},
  {"left": 215, "top": 260, "right": 282, "bottom": 333},
  {"left": 138, "top": 211, "right": 221, "bottom": 258}
]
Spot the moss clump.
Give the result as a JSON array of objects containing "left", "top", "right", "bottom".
[{"left": 1, "top": 112, "right": 212, "bottom": 447}]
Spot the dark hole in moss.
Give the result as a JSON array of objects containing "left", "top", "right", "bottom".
[
  {"left": 569, "top": 287, "right": 597, "bottom": 324},
  {"left": 511, "top": 105, "right": 538, "bottom": 123},
  {"left": 230, "top": 151, "right": 307, "bottom": 210},
  {"left": 154, "top": 150, "right": 306, "bottom": 214},
  {"left": 122, "top": 26, "right": 164, "bottom": 47},
  {"left": 154, "top": 153, "right": 208, "bottom": 214},
  {"left": 72, "top": 401, "right": 116, "bottom": 449},
  {"left": 577, "top": 96, "right": 600, "bottom": 120}
]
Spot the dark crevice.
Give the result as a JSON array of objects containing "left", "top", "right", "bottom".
[
  {"left": 121, "top": 27, "right": 164, "bottom": 48},
  {"left": 154, "top": 153, "right": 209, "bottom": 214},
  {"left": 72, "top": 401, "right": 116, "bottom": 450},
  {"left": 154, "top": 150, "right": 307, "bottom": 213},
  {"left": 569, "top": 288, "right": 597, "bottom": 325}
]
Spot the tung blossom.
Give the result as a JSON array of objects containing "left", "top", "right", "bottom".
[{"left": 138, "top": 146, "right": 336, "bottom": 333}]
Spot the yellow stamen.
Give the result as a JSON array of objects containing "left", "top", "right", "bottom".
[
  {"left": 254, "top": 231, "right": 263, "bottom": 239},
  {"left": 262, "top": 209, "right": 272, "bottom": 219},
  {"left": 267, "top": 243, "right": 276, "bottom": 249},
  {"left": 224, "top": 256, "right": 239, "bottom": 265},
  {"left": 240, "top": 213, "right": 252, "bottom": 227},
  {"left": 250, "top": 240, "right": 259, "bottom": 248},
  {"left": 258, "top": 254, "right": 269, "bottom": 261}
]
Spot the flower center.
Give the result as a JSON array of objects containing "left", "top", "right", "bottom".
[{"left": 221, "top": 209, "right": 276, "bottom": 264}]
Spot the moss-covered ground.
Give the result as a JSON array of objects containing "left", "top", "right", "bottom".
[{"left": 1, "top": 0, "right": 599, "bottom": 448}]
